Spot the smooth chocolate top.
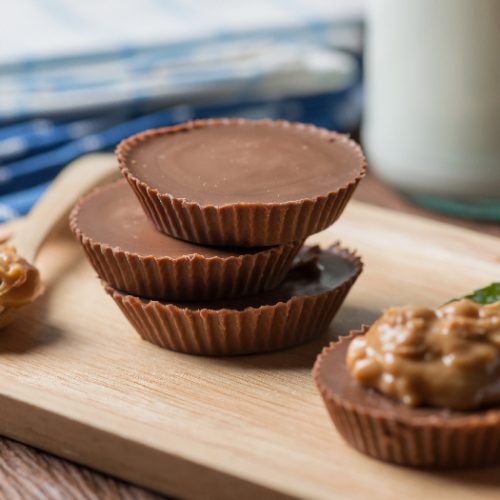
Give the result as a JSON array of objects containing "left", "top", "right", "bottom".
[
  {"left": 318, "top": 335, "right": 499, "bottom": 423},
  {"left": 125, "top": 122, "right": 364, "bottom": 205},
  {"left": 168, "top": 246, "right": 359, "bottom": 310},
  {"left": 76, "top": 181, "right": 264, "bottom": 258}
]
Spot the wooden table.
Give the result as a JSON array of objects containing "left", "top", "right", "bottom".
[{"left": 1, "top": 172, "right": 498, "bottom": 499}]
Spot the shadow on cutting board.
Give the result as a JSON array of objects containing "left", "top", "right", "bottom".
[
  {"left": 418, "top": 464, "right": 500, "bottom": 489},
  {"left": 0, "top": 320, "right": 65, "bottom": 355}
]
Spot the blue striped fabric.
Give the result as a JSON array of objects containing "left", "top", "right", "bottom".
[{"left": 0, "top": 0, "right": 364, "bottom": 221}]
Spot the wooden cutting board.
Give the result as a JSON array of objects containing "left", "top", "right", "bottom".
[{"left": 1, "top": 193, "right": 499, "bottom": 499}]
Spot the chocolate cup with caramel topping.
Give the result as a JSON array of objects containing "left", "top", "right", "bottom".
[
  {"left": 313, "top": 328, "right": 500, "bottom": 469},
  {"left": 103, "top": 245, "right": 362, "bottom": 356},
  {"left": 116, "top": 118, "right": 366, "bottom": 247},
  {"left": 70, "top": 181, "right": 302, "bottom": 301}
]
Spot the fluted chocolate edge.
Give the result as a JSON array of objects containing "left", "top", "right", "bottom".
[
  {"left": 103, "top": 243, "right": 362, "bottom": 355},
  {"left": 69, "top": 185, "right": 303, "bottom": 301},
  {"left": 116, "top": 118, "right": 367, "bottom": 247},
  {"left": 313, "top": 329, "right": 500, "bottom": 468}
]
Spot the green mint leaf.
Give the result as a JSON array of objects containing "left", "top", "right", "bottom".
[{"left": 459, "top": 282, "right": 500, "bottom": 305}]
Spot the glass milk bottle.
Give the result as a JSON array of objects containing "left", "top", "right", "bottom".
[{"left": 362, "top": 0, "right": 500, "bottom": 219}]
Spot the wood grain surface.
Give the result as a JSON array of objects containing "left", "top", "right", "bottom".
[{"left": 0, "top": 170, "right": 499, "bottom": 500}]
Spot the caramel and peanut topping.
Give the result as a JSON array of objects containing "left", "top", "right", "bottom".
[{"left": 347, "top": 299, "right": 500, "bottom": 410}]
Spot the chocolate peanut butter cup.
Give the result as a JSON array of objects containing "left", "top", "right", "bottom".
[
  {"left": 117, "top": 119, "right": 366, "bottom": 247},
  {"left": 70, "top": 181, "right": 301, "bottom": 301},
  {"left": 104, "top": 245, "right": 362, "bottom": 355},
  {"left": 313, "top": 328, "right": 500, "bottom": 469}
]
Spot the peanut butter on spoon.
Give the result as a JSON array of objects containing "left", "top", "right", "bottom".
[
  {"left": 0, "top": 154, "right": 117, "bottom": 328},
  {"left": 0, "top": 246, "right": 44, "bottom": 327}
]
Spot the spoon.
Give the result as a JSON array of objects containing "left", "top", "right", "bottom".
[{"left": 0, "top": 153, "right": 117, "bottom": 328}]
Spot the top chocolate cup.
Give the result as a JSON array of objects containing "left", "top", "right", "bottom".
[{"left": 117, "top": 118, "right": 366, "bottom": 247}]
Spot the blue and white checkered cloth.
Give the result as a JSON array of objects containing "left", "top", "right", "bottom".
[{"left": 0, "top": 0, "right": 364, "bottom": 221}]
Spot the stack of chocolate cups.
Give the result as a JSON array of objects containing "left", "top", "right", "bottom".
[{"left": 70, "top": 119, "right": 366, "bottom": 355}]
